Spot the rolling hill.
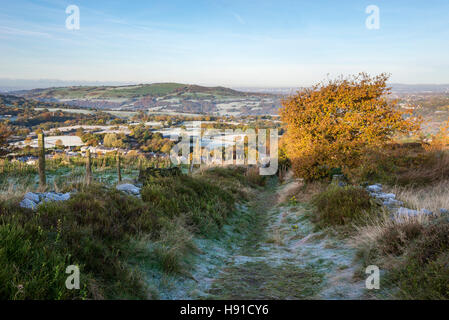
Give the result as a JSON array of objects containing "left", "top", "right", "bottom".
[{"left": 12, "top": 83, "right": 281, "bottom": 116}]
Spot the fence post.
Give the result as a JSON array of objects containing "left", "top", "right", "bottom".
[
  {"left": 85, "top": 149, "right": 92, "bottom": 185},
  {"left": 138, "top": 156, "right": 143, "bottom": 171},
  {"left": 116, "top": 152, "right": 122, "bottom": 182},
  {"left": 38, "top": 133, "right": 46, "bottom": 187}
]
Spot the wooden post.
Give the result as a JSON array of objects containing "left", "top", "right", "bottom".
[
  {"left": 116, "top": 152, "right": 122, "bottom": 182},
  {"left": 85, "top": 149, "right": 92, "bottom": 185},
  {"left": 190, "top": 137, "right": 200, "bottom": 173},
  {"left": 37, "top": 133, "right": 46, "bottom": 187},
  {"left": 138, "top": 156, "right": 143, "bottom": 171},
  {"left": 138, "top": 156, "right": 143, "bottom": 182}
]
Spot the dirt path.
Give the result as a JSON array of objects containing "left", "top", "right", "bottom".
[
  {"left": 206, "top": 176, "right": 368, "bottom": 300},
  {"left": 146, "top": 176, "right": 369, "bottom": 299}
]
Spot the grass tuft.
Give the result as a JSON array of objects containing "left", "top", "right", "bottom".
[{"left": 311, "top": 185, "right": 376, "bottom": 227}]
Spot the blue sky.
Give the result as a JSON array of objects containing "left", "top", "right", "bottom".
[{"left": 0, "top": 0, "right": 448, "bottom": 86}]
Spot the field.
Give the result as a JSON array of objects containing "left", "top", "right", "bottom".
[{"left": 12, "top": 83, "right": 281, "bottom": 116}]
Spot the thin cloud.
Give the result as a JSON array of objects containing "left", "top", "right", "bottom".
[
  {"left": 233, "top": 13, "right": 245, "bottom": 25},
  {"left": 0, "top": 26, "right": 53, "bottom": 38}
]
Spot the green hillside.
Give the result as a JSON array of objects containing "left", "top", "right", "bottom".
[{"left": 17, "top": 83, "right": 247, "bottom": 100}]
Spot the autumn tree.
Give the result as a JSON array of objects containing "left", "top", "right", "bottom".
[
  {"left": 428, "top": 120, "right": 449, "bottom": 150},
  {"left": 280, "top": 73, "right": 420, "bottom": 180},
  {"left": 55, "top": 139, "right": 64, "bottom": 149},
  {"left": 103, "top": 133, "right": 125, "bottom": 148}
]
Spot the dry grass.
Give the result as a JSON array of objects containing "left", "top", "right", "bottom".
[
  {"left": 292, "top": 180, "right": 327, "bottom": 203},
  {"left": 352, "top": 208, "right": 430, "bottom": 249},
  {"left": 395, "top": 150, "right": 449, "bottom": 185},
  {"left": 150, "top": 217, "right": 198, "bottom": 274},
  {"left": 244, "top": 165, "right": 267, "bottom": 187},
  {"left": 350, "top": 142, "right": 449, "bottom": 186},
  {"left": 276, "top": 172, "right": 302, "bottom": 204},
  {"left": 311, "top": 185, "right": 376, "bottom": 227},
  {"left": 351, "top": 208, "right": 449, "bottom": 299},
  {"left": 0, "top": 185, "right": 31, "bottom": 200},
  {"left": 352, "top": 212, "right": 429, "bottom": 256},
  {"left": 386, "top": 180, "right": 449, "bottom": 213}
]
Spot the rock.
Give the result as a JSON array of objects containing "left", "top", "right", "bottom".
[
  {"left": 116, "top": 183, "right": 141, "bottom": 195},
  {"left": 396, "top": 207, "right": 419, "bottom": 216},
  {"left": 366, "top": 186, "right": 402, "bottom": 209},
  {"left": 20, "top": 191, "right": 71, "bottom": 210},
  {"left": 20, "top": 198, "right": 37, "bottom": 210},
  {"left": 59, "top": 193, "right": 71, "bottom": 201},
  {"left": 420, "top": 209, "right": 433, "bottom": 215},
  {"left": 440, "top": 208, "right": 449, "bottom": 215},
  {"left": 394, "top": 207, "right": 433, "bottom": 217},
  {"left": 24, "top": 192, "right": 40, "bottom": 203},
  {"left": 383, "top": 198, "right": 403, "bottom": 208},
  {"left": 43, "top": 192, "right": 66, "bottom": 202},
  {"left": 376, "top": 193, "right": 396, "bottom": 200},
  {"left": 367, "top": 184, "right": 382, "bottom": 193}
]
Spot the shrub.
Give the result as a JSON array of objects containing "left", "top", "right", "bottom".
[
  {"left": 353, "top": 211, "right": 449, "bottom": 299},
  {"left": 377, "top": 221, "right": 424, "bottom": 256},
  {"left": 396, "top": 150, "right": 449, "bottom": 185},
  {"left": 280, "top": 73, "right": 420, "bottom": 181},
  {"left": 0, "top": 184, "right": 153, "bottom": 299},
  {"left": 388, "top": 222, "right": 449, "bottom": 299},
  {"left": 141, "top": 174, "right": 235, "bottom": 236},
  {"left": 349, "top": 142, "right": 449, "bottom": 186},
  {"left": 311, "top": 185, "right": 375, "bottom": 227},
  {"left": 0, "top": 223, "right": 86, "bottom": 300},
  {"left": 410, "top": 223, "right": 449, "bottom": 265},
  {"left": 393, "top": 255, "right": 449, "bottom": 300}
]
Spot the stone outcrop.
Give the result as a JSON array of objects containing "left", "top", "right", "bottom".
[
  {"left": 19, "top": 192, "right": 71, "bottom": 210},
  {"left": 365, "top": 183, "right": 447, "bottom": 220},
  {"left": 116, "top": 183, "right": 141, "bottom": 196}
]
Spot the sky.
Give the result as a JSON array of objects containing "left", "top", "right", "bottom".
[{"left": 0, "top": 0, "right": 448, "bottom": 87}]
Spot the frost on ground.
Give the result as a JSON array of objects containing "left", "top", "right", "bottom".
[
  {"left": 144, "top": 177, "right": 369, "bottom": 300},
  {"left": 208, "top": 179, "right": 368, "bottom": 300},
  {"left": 143, "top": 203, "right": 253, "bottom": 300}
]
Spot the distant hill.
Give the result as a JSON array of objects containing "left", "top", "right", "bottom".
[
  {"left": 13, "top": 83, "right": 253, "bottom": 100},
  {"left": 11, "top": 83, "right": 281, "bottom": 116},
  {"left": 390, "top": 84, "right": 449, "bottom": 94}
]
